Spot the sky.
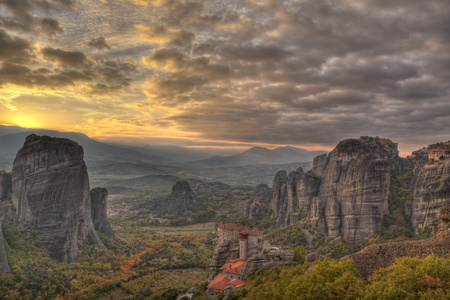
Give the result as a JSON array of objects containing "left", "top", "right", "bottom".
[{"left": 0, "top": 0, "right": 449, "bottom": 156}]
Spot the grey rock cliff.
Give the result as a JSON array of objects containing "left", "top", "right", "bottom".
[
  {"left": 272, "top": 137, "right": 399, "bottom": 243},
  {"left": 343, "top": 203, "right": 450, "bottom": 279},
  {"left": 0, "top": 223, "right": 11, "bottom": 274},
  {"left": 11, "top": 134, "right": 105, "bottom": 263},
  {"left": 165, "top": 180, "right": 197, "bottom": 216},
  {"left": 90, "top": 187, "right": 118, "bottom": 241},
  {"left": 131, "top": 180, "right": 197, "bottom": 217},
  {"left": 271, "top": 168, "right": 320, "bottom": 226},
  {"left": 311, "top": 153, "right": 328, "bottom": 177},
  {"left": 209, "top": 239, "right": 240, "bottom": 280},
  {"left": 411, "top": 158, "right": 450, "bottom": 233},
  {"left": 407, "top": 149, "right": 428, "bottom": 188},
  {"left": 271, "top": 171, "right": 288, "bottom": 225},
  {"left": 241, "top": 251, "right": 295, "bottom": 278},
  {"left": 248, "top": 184, "right": 270, "bottom": 219},
  {"left": 0, "top": 170, "right": 11, "bottom": 200},
  {"left": 0, "top": 170, "right": 15, "bottom": 224}
]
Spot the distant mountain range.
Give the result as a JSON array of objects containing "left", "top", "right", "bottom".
[
  {"left": 0, "top": 128, "right": 169, "bottom": 169},
  {"left": 190, "top": 146, "right": 327, "bottom": 167},
  {"left": 0, "top": 126, "right": 327, "bottom": 172}
]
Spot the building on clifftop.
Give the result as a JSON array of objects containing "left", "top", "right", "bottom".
[
  {"left": 218, "top": 223, "right": 263, "bottom": 260},
  {"left": 427, "top": 149, "right": 450, "bottom": 160}
]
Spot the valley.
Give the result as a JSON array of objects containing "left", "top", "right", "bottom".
[{"left": 0, "top": 129, "right": 449, "bottom": 299}]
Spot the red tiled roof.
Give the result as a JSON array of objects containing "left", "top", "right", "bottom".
[
  {"left": 219, "top": 223, "right": 263, "bottom": 236},
  {"left": 209, "top": 259, "right": 248, "bottom": 293},
  {"left": 229, "top": 279, "right": 246, "bottom": 288},
  {"left": 220, "top": 258, "right": 246, "bottom": 275},
  {"left": 219, "top": 223, "right": 246, "bottom": 231},
  {"left": 207, "top": 274, "right": 230, "bottom": 292}
]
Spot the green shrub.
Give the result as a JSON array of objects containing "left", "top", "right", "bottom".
[{"left": 365, "top": 256, "right": 450, "bottom": 299}]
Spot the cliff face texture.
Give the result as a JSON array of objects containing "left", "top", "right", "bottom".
[
  {"left": 247, "top": 184, "right": 270, "bottom": 219},
  {"left": 165, "top": 180, "right": 197, "bottom": 217},
  {"left": 411, "top": 159, "right": 450, "bottom": 233},
  {"left": 91, "top": 187, "right": 118, "bottom": 241},
  {"left": 344, "top": 203, "right": 450, "bottom": 279},
  {"left": 0, "top": 171, "right": 11, "bottom": 200},
  {"left": 272, "top": 137, "right": 399, "bottom": 243},
  {"left": 130, "top": 180, "right": 198, "bottom": 217},
  {"left": 241, "top": 251, "right": 295, "bottom": 278},
  {"left": 209, "top": 240, "right": 240, "bottom": 280},
  {"left": 0, "top": 223, "right": 11, "bottom": 275},
  {"left": 11, "top": 135, "right": 105, "bottom": 263},
  {"left": 271, "top": 170, "right": 289, "bottom": 225},
  {"left": 271, "top": 168, "right": 319, "bottom": 226}
]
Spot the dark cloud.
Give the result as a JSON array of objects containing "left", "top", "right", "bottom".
[
  {"left": 42, "top": 47, "right": 91, "bottom": 67},
  {"left": 132, "top": 0, "right": 450, "bottom": 149},
  {"left": 88, "top": 37, "right": 112, "bottom": 50},
  {"left": 0, "top": 0, "right": 71, "bottom": 36},
  {"left": 0, "top": 30, "right": 35, "bottom": 63},
  {"left": 40, "top": 18, "right": 64, "bottom": 38},
  {"left": 0, "top": 63, "right": 75, "bottom": 88}
]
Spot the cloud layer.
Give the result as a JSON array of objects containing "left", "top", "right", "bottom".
[{"left": 1, "top": 0, "right": 450, "bottom": 154}]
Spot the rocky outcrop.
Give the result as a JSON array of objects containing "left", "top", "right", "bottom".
[
  {"left": 131, "top": 180, "right": 197, "bottom": 217},
  {"left": 11, "top": 134, "right": 105, "bottom": 263},
  {"left": 241, "top": 250, "right": 295, "bottom": 278},
  {"left": 344, "top": 203, "right": 450, "bottom": 279},
  {"left": 0, "top": 171, "right": 11, "bottom": 200},
  {"left": 312, "top": 153, "right": 328, "bottom": 177},
  {"left": 271, "top": 171, "right": 289, "bottom": 225},
  {"left": 0, "top": 171, "right": 15, "bottom": 224},
  {"left": 411, "top": 158, "right": 450, "bottom": 233},
  {"left": 165, "top": 180, "right": 197, "bottom": 216},
  {"left": 90, "top": 187, "right": 118, "bottom": 241},
  {"left": 407, "top": 149, "right": 428, "bottom": 188},
  {"left": 247, "top": 184, "right": 270, "bottom": 219},
  {"left": 271, "top": 168, "right": 319, "bottom": 226},
  {"left": 0, "top": 223, "right": 11, "bottom": 274},
  {"left": 272, "top": 136, "right": 399, "bottom": 243},
  {"left": 209, "top": 240, "right": 240, "bottom": 280}
]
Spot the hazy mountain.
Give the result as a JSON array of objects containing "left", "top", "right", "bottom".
[
  {"left": 86, "top": 160, "right": 164, "bottom": 176},
  {"left": 106, "top": 174, "right": 204, "bottom": 192},
  {"left": 0, "top": 125, "right": 30, "bottom": 137},
  {"left": 190, "top": 146, "right": 327, "bottom": 167},
  {"left": 126, "top": 144, "right": 215, "bottom": 163},
  {"left": 0, "top": 127, "right": 171, "bottom": 171}
]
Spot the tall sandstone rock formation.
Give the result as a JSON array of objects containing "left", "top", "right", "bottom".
[
  {"left": 271, "top": 168, "right": 319, "bottom": 226},
  {"left": 411, "top": 157, "right": 450, "bottom": 233},
  {"left": 11, "top": 134, "right": 106, "bottom": 263},
  {"left": 132, "top": 180, "right": 198, "bottom": 217},
  {"left": 271, "top": 137, "right": 399, "bottom": 243},
  {"left": 0, "top": 170, "right": 11, "bottom": 200},
  {"left": 165, "top": 180, "right": 197, "bottom": 217},
  {"left": 91, "top": 187, "right": 118, "bottom": 241}
]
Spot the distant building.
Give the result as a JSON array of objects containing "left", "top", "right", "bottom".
[
  {"left": 428, "top": 149, "right": 450, "bottom": 160},
  {"left": 218, "top": 223, "right": 263, "bottom": 260},
  {"left": 207, "top": 258, "right": 247, "bottom": 295}
]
